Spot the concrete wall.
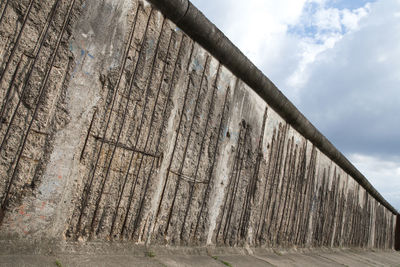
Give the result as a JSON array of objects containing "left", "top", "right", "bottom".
[{"left": 0, "top": 0, "right": 397, "bottom": 249}]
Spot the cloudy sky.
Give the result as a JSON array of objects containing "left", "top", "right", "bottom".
[{"left": 191, "top": 0, "right": 400, "bottom": 211}]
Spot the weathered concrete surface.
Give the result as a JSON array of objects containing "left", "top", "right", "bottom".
[
  {"left": 1, "top": 245, "right": 400, "bottom": 267},
  {"left": 0, "top": 0, "right": 397, "bottom": 252}
]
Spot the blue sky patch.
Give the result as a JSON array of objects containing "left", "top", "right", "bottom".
[{"left": 326, "top": 0, "right": 375, "bottom": 10}]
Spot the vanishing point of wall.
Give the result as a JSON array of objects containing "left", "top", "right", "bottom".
[{"left": 0, "top": 0, "right": 397, "bottom": 249}]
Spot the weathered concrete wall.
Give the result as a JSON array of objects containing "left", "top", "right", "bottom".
[{"left": 0, "top": 0, "right": 397, "bottom": 250}]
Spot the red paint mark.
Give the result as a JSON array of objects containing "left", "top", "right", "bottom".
[
  {"left": 41, "top": 201, "right": 46, "bottom": 210},
  {"left": 58, "top": 175, "right": 62, "bottom": 179},
  {"left": 40, "top": 215, "right": 45, "bottom": 220},
  {"left": 18, "top": 206, "right": 25, "bottom": 215}
]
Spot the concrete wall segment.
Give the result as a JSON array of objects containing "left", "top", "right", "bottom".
[{"left": 0, "top": 0, "right": 397, "bottom": 250}]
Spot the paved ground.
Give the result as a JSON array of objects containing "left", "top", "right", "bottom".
[{"left": 0, "top": 246, "right": 400, "bottom": 267}]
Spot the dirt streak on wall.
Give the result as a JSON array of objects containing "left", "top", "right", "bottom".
[{"left": 0, "top": 0, "right": 396, "bottom": 249}]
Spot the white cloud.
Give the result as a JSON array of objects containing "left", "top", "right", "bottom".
[
  {"left": 282, "top": 2, "right": 371, "bottom": 100},
  {"left": 314, "top": 8, "right": 342, "bottom": 31},
  {"left": 192, "top": 0, "right": 308, "bottom": 78},
  {"left": 341, "top": 7, "right": 369, "bottom": 31}
]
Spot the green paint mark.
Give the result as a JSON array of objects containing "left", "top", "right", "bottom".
[
  {"left": 146, "top": 251, "right": 155, "bottom": 258},
  {"left": 211, "top": 256, "right": 233, "bottom": 267}
]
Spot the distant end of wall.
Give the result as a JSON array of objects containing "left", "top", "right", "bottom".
[{"left": 396, "top": 215, "right": 400, "bottom": 250}]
